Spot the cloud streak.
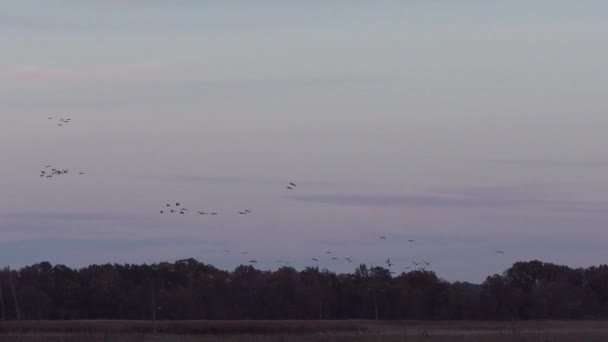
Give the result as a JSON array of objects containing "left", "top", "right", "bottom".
[{"left": 287, "top": 184, "right": 607, "bottom": 213}]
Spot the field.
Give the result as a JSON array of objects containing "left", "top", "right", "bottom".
[{"left": 0, "top": 320, "right": 607, "bottom": 341}]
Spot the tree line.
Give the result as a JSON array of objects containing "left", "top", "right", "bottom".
[{"left": 0, "top": 259, "right": 606, "bottom": 320}]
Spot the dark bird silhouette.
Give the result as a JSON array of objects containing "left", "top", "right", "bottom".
[
  {"left": 289, "top": 182, "right": 296, "bottom": 187},
  {"left": 244, "top": 210, "right": 252, "bottom": 213},
  {"left": 180, "top": 211, "right": 184, "bottom": 214},
  {"left": 331, "top": 257, "right": 338, "bottom": 260},
  {"left": 249, "top": 260, "right": 258, "bottom": 263},
  {"left": 238, "top": 211, "right": 247, "bottom": 215},
  {"left": 170, "top": 210, "right": 175, "bottom": 213},
  {"left": 210, "top": 212, "right": 218, "bottom": 215},
  {"left": 241, "top": 251, "right": 248, "bottom": 255},
  {"left": 160, "top": 211, "right": 164, "bottom": 214},
  {"left": 176, "top": 202, "right": 180, "bottom": 206},
  {"left": 408, "top": 239, "right": 415, "bottom": 243},
  {"left": 496, "top": 250, "right": 505, "bottom": 254},
  {"left": 380, "top": 236, "right": 387, "bottom": 240},
  {"left": 197, "top": 212, "right": 208, "bottom": 215},
  {"left": 79, "top": 172, "right": 85, "bottom": 175},
  {"left": 286, "top": 186, "right": 293, "bottom": 190},
  {"left": 312, "top": 258, "right": 318, "bottom": 262},
  {"left": 166, "top": 204, "right": 171, "bottom": 207},
  {"left": 325, "top": 251, "right": 332, "bottom": 254},
  {"left": 423, "top": 261, "right": 430, "bottom": 266},
  {"left": 412, "top": 261, "right": 420, "bottom": 266}
]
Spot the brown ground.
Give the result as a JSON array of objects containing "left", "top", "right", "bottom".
[{"left": 0, "top": 320, "right": 607, "bottom": 336}]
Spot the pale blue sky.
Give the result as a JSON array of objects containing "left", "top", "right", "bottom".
[{"left": 1, "top": 1, "right": 608, "bottom": 282}]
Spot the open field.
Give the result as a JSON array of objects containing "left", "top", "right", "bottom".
[{"left": 0, "top": 321, "right": 608, "bottom": 341}]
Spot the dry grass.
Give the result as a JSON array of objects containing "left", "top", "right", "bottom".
[
  {"left": 1, "top": 333, "right": 608, "bottom": 342},
  {"left": 0, "top": 321, "right": 608, "bottom": 341}
]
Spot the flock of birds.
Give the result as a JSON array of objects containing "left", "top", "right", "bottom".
[
  {"left": 39, "top": 165, "right": 85, "bottom": 179},
  {"left": 48, "top": 117, "right": 72, "bottom": 127},
  {"left": 35, "top": 116, "right": 507, "bottom": 276}
]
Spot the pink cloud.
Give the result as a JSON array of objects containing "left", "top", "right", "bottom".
[
  {"left": 11, "top": 61, "right": 163, "bottom": 82},
  {"left": 12, "top": 64, "right": 82, "bottom": 81}
]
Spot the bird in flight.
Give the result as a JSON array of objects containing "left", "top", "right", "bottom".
[
  {"left": 241, "top": 251, "right": 248, "bottom": 255},
  {"left": 312, "top": 258, "right": 318, "bottom": 262},
  {"left": 289, "top": 182, "right": 296, "bottom": 187},
  {"left": 244, "top": 210, "right": 252, "bottom": 213},
  {"left": 197, "top": 211, "right": 208, "bottom": 215},
  {"left": 210, "top": 213, "right": 218, "bottom": 215},
  {"left": 408, "top": 239, "right": 415, "bottom": 243},
  {"left": 331, "top": 257, "right": 338, "bottom": 260},
  {"left": 175, "top": 202, "right": 180, "bottom": 206},
  {"left": 160, "top": 211, "right": 164, "bottom": 214},
  {"left": 423, "top": 261, "right": 430, "bottom": 266},
  {"left": 380, "top": 236, "right": 387, "bottom": 240},
  {"left": 496, "top": 250, "right": 505, "bottom": 254},
  {"left": 325, "top": 251, "right": 332, "bottom": 254},
  {"left": 249, "top": 260, "right": 258, "bottom": 264},
  {"left": 286, "top": 186, "right": 293, "bottom": 190}
]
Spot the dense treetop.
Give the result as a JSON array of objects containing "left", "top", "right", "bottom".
[{"left": 0, "top": 259, "right": 606, "bottom": 320}]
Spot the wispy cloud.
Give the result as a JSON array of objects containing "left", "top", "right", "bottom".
[
  {"left": 1, "top": 211, "right": 137, "bottom": 222},
  {"left": 10, "top": 61, "right": 163, "bottom": 82},
  {"left": 12, "top": 64, "right": 82, "bottom": 81},
  {"left": 287, "top": 184, "right": 606, "bottom": 213},
  {"left": 485, "top": 159, "right": 608, "bottom": 168}
]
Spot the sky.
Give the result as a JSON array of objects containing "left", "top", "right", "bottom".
[{"left": 1, "top": 1, "right": 608, "bottom": 283}]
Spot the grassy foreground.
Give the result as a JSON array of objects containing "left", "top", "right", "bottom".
[
  {"left": 1, "top": 334, "right": 608, "bottom": 341},
  {"left": 0, "top": 320, "right": 607, "bottom": 341}
]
